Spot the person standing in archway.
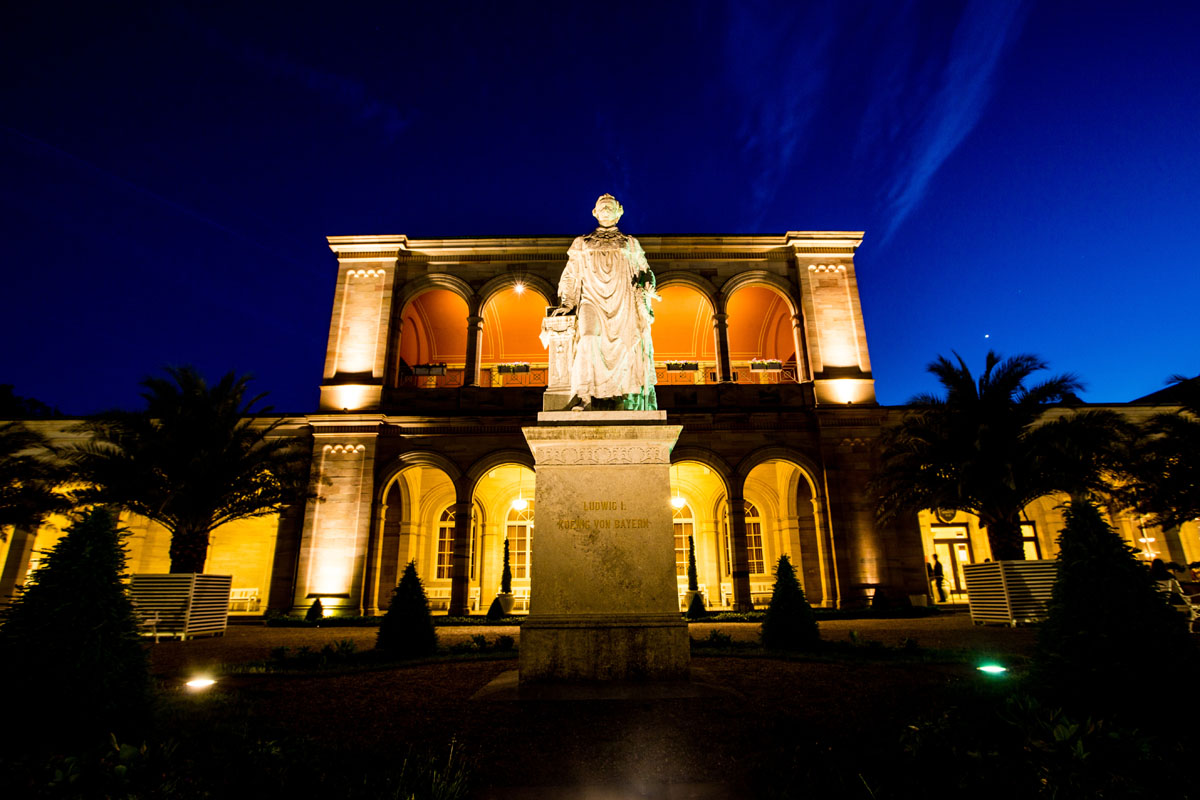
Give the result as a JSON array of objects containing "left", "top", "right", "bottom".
[{"left": 930, "top": 554, "right": 947, "bottom": 602}]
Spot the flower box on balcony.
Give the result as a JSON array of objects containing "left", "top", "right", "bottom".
[
  {"left": 412, "top": 363, "right": 447, "bottom": 376},
  {"left": 665, "top": 362, "right": 699, "bottom": 371},
  {"left": 497, "top": 363, "right": 530, "bottom": 374},
  {"left": 749, "top": 360, "right": 783, "bottom": 371}
]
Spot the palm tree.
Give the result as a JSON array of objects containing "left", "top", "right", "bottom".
[
  {"left": 0, "top": 422, "right": 72, "bottom": 537},
  {"left": 72, "top": 367, "right": 310, "bottom": 573},
  {"left": 873, "top": 351, "right": 1132, "bottom": 560},
  {"left": 1128, "top": 375, "right": 1200, "bottom": 529}
]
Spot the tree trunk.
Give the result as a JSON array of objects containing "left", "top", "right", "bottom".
[
  {"left": 169, "top": 526, "right": 211, "bottom": 573},
  {"left": 982, "top": 515, "right": 1025, "bottom": 561}
]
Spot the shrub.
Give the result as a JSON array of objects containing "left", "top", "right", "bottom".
[
  {"left": 376, "top": 560, "right": 438, "bottom": 657},
  {"left": 1034, "top": 500, "right": 1196, "bottom": 722},
  {"left": 686, "top": 590, "right": 707, "bottom": 619},
  {"left": 485, "top": 595, "right": 505, "bottom": 620},
  {"left": 761, "top": 554, "right": 820, "bottom": 651},
  {"left": 0, "top": 508, "right": 150, "bottom": 749},
  {"left": 304, "top": 598, "right": 324, "bottom": 622},
  {"left": 500, "top": 537, "right": 513, "bottom": 595},
  {"left": 686, "top": 534, "right": 699, "bottom": 592}
]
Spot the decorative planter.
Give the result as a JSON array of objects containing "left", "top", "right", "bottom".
[
  {"left": 682, "top": 589, "right": 704, "bottom": 610},
  {"left": 749, "top": 360, "right": 783, "bottom": 371},
  {"left": 962, "top": 560, "right": 1057, "bottom": 626},
  {"left": 496, "top": 592, "right": 516, "bottom": 614},
  {"left": 497, "top": 363, "right": 530, "bottom": 374},
  {"left": 412, "top": 364, "right": 447, "bottom": 376},
  {"left": 129, "top": 573, "right": 233, "bottom": 640},
  {"left": 666, "top": 362, "right": 699, "bottom": 372}
]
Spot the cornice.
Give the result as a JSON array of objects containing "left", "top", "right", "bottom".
[{"left": 325, "top": 232, "right": 865, "bottom": 262}]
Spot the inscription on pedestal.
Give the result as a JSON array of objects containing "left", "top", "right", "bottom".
[{"left": 520, "top": 419, "right": 689, "bottom": 682}]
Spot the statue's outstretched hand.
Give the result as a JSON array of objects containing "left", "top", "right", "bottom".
[{"left": 551, "top": 305, "right": 572, "bottom": 316}]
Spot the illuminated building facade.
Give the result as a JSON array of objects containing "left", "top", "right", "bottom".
[{"left": 2, "top": 231, "right": 1195, "bottom": 614}]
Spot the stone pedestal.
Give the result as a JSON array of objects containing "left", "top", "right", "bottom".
[
  {"left": 520, "top": 412, "right": 689, "bottom": 682},
  {"left": 539, "top": 312, "right": 576, "bottom": 412}
]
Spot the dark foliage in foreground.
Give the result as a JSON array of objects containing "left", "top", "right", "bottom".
[
  {"left": 375, "top": 560, "right": 438, "bottom": 657},
  {"left": 1033, "top": 499, "right": 1196, "bottom": 721},
  {"left": 0, "top": 508, "right": 150, "bottom": 750},
  {"left": 760, "top": 554, "right": 820, "bottom": 651}
]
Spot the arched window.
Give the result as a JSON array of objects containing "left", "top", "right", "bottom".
[
  {"left": 507, "top": 501, "right": 535, "bottom": 580},
  {"left": 723, "top": 501, "right": 766, "bottom": 576},
  {"left": 436, "top": 506, "right": 477, "bottom": 580},
  {"left": 673, "top": 502, "right": 695, "bottom": 577}
]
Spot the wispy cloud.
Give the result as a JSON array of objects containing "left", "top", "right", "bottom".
[
  {"left": 867, "top": 1, "right": 1031, "bottom": 241},
  {"left": 722, "top": 1, "right": 839, "bottom": 229},
  {"left": 173, "top": 10, "right": 408, "bottom": 142}
]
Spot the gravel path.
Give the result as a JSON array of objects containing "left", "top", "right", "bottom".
[
  {"left": 146, "top": 614, "right": 1039, "bottom": 797},
  {"left": 148, "top": 613, "right": 1036, "bottom": 677}
]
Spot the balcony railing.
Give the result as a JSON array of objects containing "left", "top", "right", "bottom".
[{"left": 394, "top": 362, "right": 801, "bottom": 389}]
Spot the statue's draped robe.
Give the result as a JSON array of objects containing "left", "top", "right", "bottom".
[{"left": 557, "top": 226, "right": 657, "bottom": 410}]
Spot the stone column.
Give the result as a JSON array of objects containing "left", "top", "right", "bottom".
[
  {"left": 712, "top": 311, "right": 733, "bottom": 383},
  {"left": 791, "top": 313, "right": 811, "bottom": 382},
  {"left": 362, "top": 500, "right": 387, "bottom": 616},
  {"left": 728, "top": 484, "right": 753, "bottom": 612},
  {"left": 448, "top": 483, "right": 474, "bottom": 616},
  {"left": 0, "top": 526, "right": 37, "bottom": 606},
  {"left": 463, "top": 312, "right": 484, "bottom": 387}
]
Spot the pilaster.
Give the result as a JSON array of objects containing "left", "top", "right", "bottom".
[{"left": 292, "top": 417, "right": 383, "bottom": 615}]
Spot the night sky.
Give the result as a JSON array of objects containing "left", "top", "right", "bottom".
[{"left": 4, "top": 1, "right": 1198, "bottom": 414}]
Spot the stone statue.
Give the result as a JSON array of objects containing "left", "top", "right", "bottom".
[{"left": 552, "top": 194, "right": 658, "bottom": 411}]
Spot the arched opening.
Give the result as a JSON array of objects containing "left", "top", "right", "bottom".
[
  {"left": 393, "top": 288, "right": 469, "bottom": 387},
  {"left": 669, "top": 460, "right": 729, "bottom": 608},
  {"left": 654, "top": 284, "right": 716, "bottom": 385},
  {"left": 479, "top": 284, "right": 553, "bottom": 387},
  {"left": 472, "top": 464, "right": 536, "bottom": 612},
  {"left": 726, "top": 284, "right": 799, "bottom": 383},
  {"left": 738, "top": 458, "right": 827, "bottom": 606},
  {"left": 376, "top": 462, "right": 463, "bottom": 611}
]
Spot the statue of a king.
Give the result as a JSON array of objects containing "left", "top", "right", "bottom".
[{"left": 553, "top": 193, "right": 658, "bottom": 411}]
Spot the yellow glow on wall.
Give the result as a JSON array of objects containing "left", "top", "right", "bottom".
[
  {"left": 322, "top": 384, "right": 379, "bottom": 411},
  {"left": 817, "top": 378, "right": 875, "bottom": 405},
  {"left": 313, "top": 545, "right": 355, "bottom": 596}
]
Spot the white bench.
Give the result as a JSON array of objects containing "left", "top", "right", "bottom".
[{"left": 229, "top": 587, "right": 260, "bottom": 612}]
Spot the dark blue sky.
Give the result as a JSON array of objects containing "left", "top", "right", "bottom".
[{"left": 4, "top": 1, "right": 1198, "bottom": 414}]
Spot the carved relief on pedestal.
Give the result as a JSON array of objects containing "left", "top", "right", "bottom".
[
  {"left": 540, "top": 312, "right": 576, "bottom": 394},
  {"left": 531, "top": 441, "right": 672, "bottom": 466}
]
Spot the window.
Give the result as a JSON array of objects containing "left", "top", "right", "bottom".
[
  {"left": 1020, "top": 522, "right": 1041, "bottom": 560},
  {"left": 436, "top": 507, "right": 455, "bottom": 579},
  {"left": 507, "top": 501, "right": 535, "bottom": 580},
  {"left": 722, "top": 501, "right": 765, "bottom": 576},
  {"left": 745, "top": 502, "right": 764, "bottom": 575},
  {"left": 436, "top": 505, "right": 478, "bottom": 580},
  {"left": 673, "top": 502, "right": 694, "bottom": 577}
]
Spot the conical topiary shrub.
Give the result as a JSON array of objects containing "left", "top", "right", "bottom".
[
  {"left": 686, "top": 535, "right": 699, "bottom": 593},
  {"left": 305, "top": 597, "right": 324, "bottom": 622},
  {"left": 686, "top": 590, "right": 708, "bottom": 619},
  {"left": 376, "top": 560, "right": 438, "bottom": 658},
  {"left": 0, "top": 508, "right": 150, "bottom": 749},
  {"left": 761, "top": 554, "right": 820, "bottom": 651},
  {"left": 500, "top": 537, "right": 513, "bottom": 595},
  {"left": 1034, "top": 500, "right": 1195, "bottom": 720}
]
